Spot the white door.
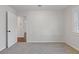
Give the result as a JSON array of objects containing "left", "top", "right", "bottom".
[{"left": 7, "top": 11, "right": 17, "bottom": 48}]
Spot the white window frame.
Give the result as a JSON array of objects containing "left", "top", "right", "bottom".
[{"left": 73, "top": 11, "right": 79, "bottom": 33}]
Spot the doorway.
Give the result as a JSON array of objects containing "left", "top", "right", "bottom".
[{"left": 17, "top": 16, "right": 27, "bottom": 43}]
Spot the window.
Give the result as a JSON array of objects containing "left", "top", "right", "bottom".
[{"left": 73, "top": 11, "right": 79, "bottom": 33}]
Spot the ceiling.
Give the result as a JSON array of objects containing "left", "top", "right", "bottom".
[{"left": 9, "top": 5, "right": 68, "bottom": 12}]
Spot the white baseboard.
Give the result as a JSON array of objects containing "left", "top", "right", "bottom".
[
  {"left": 27, "top": 41, "right": 64, "bottom": 43},
  {"left": 8, "top": 41, "right": 16, "bottom": 48},
  {"left": 65, "top": 42, "right": 79, "bottom": 51},
  {"left": 0, "top": 46, "right": 6, "bottom": 52}
]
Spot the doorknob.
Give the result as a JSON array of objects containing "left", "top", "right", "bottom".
[{"left": 8, "top": 30, "right": 11, "bottom": 32}]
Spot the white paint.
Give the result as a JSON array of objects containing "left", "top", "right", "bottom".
[
  {"left": 0, "top": 6, "right": 16, "bottom": 51},
  {"left": 10, "top": 5, "right": 68, "bottom": 12},
  {"left": 64, "top": 6, "right": 79, "bottom": 51},
  {"left": 7, "top": 11, "right": 17, "bottom": 48},
  {"left": 0, "top": 8, "right": 6, "bottom": 51},
  {"left": 17, "top": 10, "right": 65, "bottom": 42}
]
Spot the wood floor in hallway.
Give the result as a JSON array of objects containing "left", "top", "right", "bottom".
[{"left": 0, "top": 42, "right": 79, "bottom": 54}]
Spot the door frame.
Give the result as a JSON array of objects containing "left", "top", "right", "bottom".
[{"left": 6, "top": 11, "right": 8, "bottom": 48}]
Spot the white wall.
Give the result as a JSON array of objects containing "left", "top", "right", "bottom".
[
  {"left": 0, "top": 5, "right": 16, "bottom": 51},
  {"left": 64, "top": 6, "right": 79, "bottom": 51},
  {"left": 17, "top": 10, "right": 65, "bottom": 42}
]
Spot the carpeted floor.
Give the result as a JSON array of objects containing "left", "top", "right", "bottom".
[{"left": 0, "top": 42, "right": 79, "bottom": 54}]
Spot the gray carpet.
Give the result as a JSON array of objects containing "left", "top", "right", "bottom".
[{"left": 0, "top": 42, "right": 79, "bottom": 54}]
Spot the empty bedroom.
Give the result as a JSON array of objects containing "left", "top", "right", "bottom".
[{"left": 0, "top": 5, "right": 79, "bottom": 54}]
